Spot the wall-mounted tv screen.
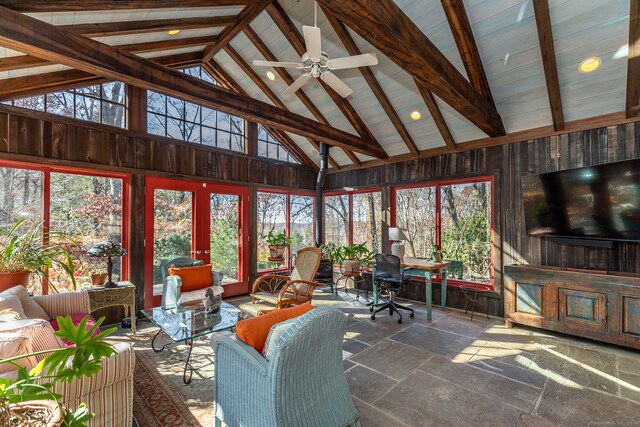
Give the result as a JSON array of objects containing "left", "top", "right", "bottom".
[{"left": 522, "top": 158, "right": 640, "bottom": 241}]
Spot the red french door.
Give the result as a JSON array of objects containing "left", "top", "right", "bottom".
[{"left": 143, "top": 177, "right": 249, "bottom": 308}]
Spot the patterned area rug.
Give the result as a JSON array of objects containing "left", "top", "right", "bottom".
[{"left": 131, "top": 329, "right": 216, "bottom": 427}]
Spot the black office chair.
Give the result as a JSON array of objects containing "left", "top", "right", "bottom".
[{"left": 369, "top": 253, "right": 414, "bottom": 324}]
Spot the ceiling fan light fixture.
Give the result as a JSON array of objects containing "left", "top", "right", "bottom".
[
  {"left": 579, "top": 56, "right": 600, "bottom": 73},
  {"left": 266, "top": 71, "right": 276, "bottom": 81},
  {"left": 410, "top": 111, "right": 421, "bottom": 120},
  {"left": 167, "top": 29, "right": 181, "bottom": 35}
]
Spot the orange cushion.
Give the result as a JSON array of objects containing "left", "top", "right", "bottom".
[
  {"left": 168, "top": 264, "right": 213, "bottom": 292},
  {"left": 236, "top": 304, "right": 314, "bottom": 353}
]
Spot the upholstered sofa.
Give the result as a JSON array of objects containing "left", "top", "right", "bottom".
[
  {"left": 0, "top": 288, "right": 134, "bottom": 427},
  {"left": 210, "top": 306, "right": 360, "bottom": 427}
]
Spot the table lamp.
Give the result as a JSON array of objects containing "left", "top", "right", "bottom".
[
  {"left": 388, "top": 227, "right": 408, "bottom": 260},
  {"left": 87, "top": 241, "right": 127, "bottom": 288}
]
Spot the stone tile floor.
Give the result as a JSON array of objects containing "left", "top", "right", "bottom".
[{"left": 132, "top": 287, "right": 640, "bottom": 426}]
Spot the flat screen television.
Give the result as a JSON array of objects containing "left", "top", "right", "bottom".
[{"left": 522, "top": 158, "right": 640, "bottom": 241}]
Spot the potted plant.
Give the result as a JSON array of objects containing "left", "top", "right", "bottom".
[
  {"left": 87, "top": 264, "right": 108, "bottom": 287},
  {"left": 0, "top": 315, "right": 116, "bottom": 427},
  {"left": 0, "top": 220, "right": 79, "bottom": 293},
  {"left": 336, "top": 243, "right": 374, "bottom": 275},
  {"left": 263, "top": 228, "right": 292, "bottom": 262}
]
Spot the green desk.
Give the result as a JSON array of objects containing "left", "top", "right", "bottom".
[{"left": 371, "top": 258, "right": 450, "bottom": 321}]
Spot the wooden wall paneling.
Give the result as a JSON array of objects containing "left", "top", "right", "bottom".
[{"left": 129, "top": 174, "right": 145, "bottom": 315}]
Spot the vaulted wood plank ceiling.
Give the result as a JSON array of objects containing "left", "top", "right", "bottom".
[{"left": 0, "top": 0, "right": 634, "bottom": 171}]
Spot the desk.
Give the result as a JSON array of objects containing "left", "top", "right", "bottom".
[
  {"left": 371, "top": 259, "right": 450, "bottom": 321},
  {"left": 85, "top": 282, "right": 136, "bottom": 334}
]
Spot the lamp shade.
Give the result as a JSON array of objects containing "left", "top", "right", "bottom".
[
  {"left": 87, "top": 241, "right": 127, "bottom": 258},
  {"left": 388, "top": 227, "right": 408, "bottom": 241}
]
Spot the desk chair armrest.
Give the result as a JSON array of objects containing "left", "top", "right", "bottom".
[{"left": 251, "top": 275, "right": 290, "bottom": 295}]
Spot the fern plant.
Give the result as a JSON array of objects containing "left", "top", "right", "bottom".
[{"left": 0, "top": 315, "right": 117, "bottom": 426}]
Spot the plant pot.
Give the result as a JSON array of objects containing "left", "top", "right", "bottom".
[
  {"left": 268, "top": 244, "right": 286, "bottom": 261},
  {"left": 90, "top": 273, "right": 108, "bottom": 286},
  {"left": 0, "top": 271, "right": 31, "bottom": 292},
  {"left": 6, "top": 400, "right": 63, "bottom": 427},
  {"left": 343, "top": 259, "right": 361, "bottom": 275}
]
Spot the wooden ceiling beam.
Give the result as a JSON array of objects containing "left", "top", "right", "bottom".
[
  {"left": 243, "top": 25, "right": 354, "bottom": 168},
  {"left": 201, "top": 0, "right": 272, "bottom": 62},
  {"left": 0, "top": 1, "right": 258, "bottom": 12},
  {"left": 59, "top": 16, "right": 238, "bottom": 38},
  {"left": 626, "top": 0, "right": 640, "bottom": 118},
  {"left": 533, "top": 0, "right": 564, "bottom": 131},
  {"left": 416, "top": 82, "right": 457, "bottom": 151},
  {"left": 267, "top": 1, "right": 383, "bottom": 163},
  {"left": 202, "top": 58, "right": 321, "bottom": 171},
  {"left": 0, "top": 35, "right": 217, "bottom": 72},
  {"left": 0, "top": 6, "right": 385, "bottom": 157},
  {"left": 441, "top": 0, "right": 495, "bottom": 107},
  {"left": 221, "top": 45, "right": 319, "bottom": 170},
  {"left": 324, "top": 10, "right": 419, "bottom": 156},
  {"left": 0, "top": 52, "right": 203, "bottom": 100},
  {"left": 315, "top": 0, "right": 505, "bottom": 138}
]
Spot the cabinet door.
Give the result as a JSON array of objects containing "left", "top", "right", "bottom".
[
  {"left": 558, "top": 288, "right": 607, "bottom": 330},
  {"left": 621, "top": 295, "right": 640, "bottom": 337}
]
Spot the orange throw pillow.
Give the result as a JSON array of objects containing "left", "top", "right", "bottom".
[
  {"left": 236, "top": 304, "right": 314, "bottom": 353},
  {"left": 167, "top": 264, "right": 213, "bottom": 292}
]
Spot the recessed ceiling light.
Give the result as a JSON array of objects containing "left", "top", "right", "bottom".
[
  {"left": 579, "top": 56, "right": 600, "bottom": 73},
  {"left": 167, "top": 29, "right": 181, "bottom": 35},
  {"left": 266, "top": 71, "right": 276, "bottom": 81},
  {"left": 410, "top": 111, "right": 421, "bottom": 120}
]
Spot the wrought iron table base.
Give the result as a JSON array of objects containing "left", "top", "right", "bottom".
[{"left": 151, "top": 329, "right": 196, "bottom": 384}]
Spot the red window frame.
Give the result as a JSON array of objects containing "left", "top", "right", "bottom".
[
  {"left": 256, "top": 189, "right": 315, "bottom": 273},
  {"left": 391, "top": 176, "right": 495, "bottom": 290},
  {"left": 0, "top": 160, "right": 131, "bottom": 294},
  {"left": 323, "top": 188, "right": 383, "bottom": 269}
]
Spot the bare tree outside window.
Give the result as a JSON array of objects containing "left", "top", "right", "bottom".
[{"left": 257, "top": 125, "right": 299, "bottom": 164}]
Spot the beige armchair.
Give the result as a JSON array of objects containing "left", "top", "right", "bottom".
[{"left": 240, "top": 247, "right": 322, "bottom": 316}]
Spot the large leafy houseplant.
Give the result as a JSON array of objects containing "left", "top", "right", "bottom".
[
  {"left": 335, "top": 243, "right": 374, "bottom": 274},
  {"left": 0, "top": 315, "right": 117, "bottom": 427},
  {"left": 262, "top": 228, "right": 292, "bottom": 261},
  {"left": 0, "top": 220, "right": 79, "bottom": 293}
]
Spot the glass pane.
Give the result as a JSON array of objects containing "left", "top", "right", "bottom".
[
  {"left": 184, "top": 123, "right": 201, "bottom": 143},
  {"left": 148, "top": 113, "right": 166, "bottom": 136},
  {"left": 166, "top": 118, "right": 183, "bottom": 140},
  {"left": 75, "top": 95, "right": 101, "bottom": 123},
  {"left": 352, "top": 192, "right": 381, "bottom": 253},
  {"left": 290, "top": 195, "right": 314, "bottom": 255},
  {"left": 230, "top": 116, "right": 244, "bottom": 134},
  {"left": 184, "top": 102, "right": 200, "bottom": 123},
  {"left": 325, "top": 195, "right": 349, "bottom": 247},
  {"left": 201, "top": 106, "right": 216, "bottom": 125},
  {"left": 46, "top": 92, "right": 75, "bottom": 118},
  {"left": 267, "top": 142, "right": 278, "bottom": 159},
  {"left": 216, "top": 112, "right": 230, "bottom": 131},
  {"left": 257, "top": 140, "right": 268, "bottom": 157},
  {"left": 0, "top": 167, "right": 44, "bottom": 295},
  {"left": 440, "top": 182, "right": 492, "bottom": 284},
  {"left": 13, "top": 96, "right": 45, "bottom": 111},
  {"left": 230, "top": 134, "right": 244, "bottom": 152},
  {"left": 147, "top": 91, "right": 166, "bottom": 115},
  {"left": 153, "top": 190, "right": 193, "bottom": 296},
  {"left": 395, "top": 186, "right": 436, "bottom": 258},
  {"left": 278, "top": 147, "right": 290, "bottom": 162},
  {"left": 166, "top": 96, "right": 184, "bottom": 119},
  {"left": 101, "top": 82, "right": 125, "bottom": 105},
  {"left": 256, "top": 192, "right": 287, "bottom": 270},
  {"left": 210, "top": 194, "right": 239, "bottom": 282},
  {"left": 74, "top": 84, "right": 101, "bottom": 98},
  {"left": 49, "top": 173, "right": 123, "bottom": 292},
  {"left": 202, "top": 126, "right": 216, "bottom": 146},
  {"left": 101, "top": 102, "right": 125, "bottom": 128},
  {"left": 216, "top": 131, "right": 231, "bottom": 150}
]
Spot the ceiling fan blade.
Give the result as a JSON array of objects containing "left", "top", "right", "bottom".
[
  {"left": 320, "top": 71, "right": 353, "bottom": 98},
  {"left": 253, "top": 60, "right": 302, "bottom": 69},
  {"left": 328, "top": 53, "right": 378, "bottom": 70},
  {"left": 284, "top": 73, "right": 312, "bottom": 95},
  {"left": 302, "top": 25, "right": 322, "bottom": 60}
]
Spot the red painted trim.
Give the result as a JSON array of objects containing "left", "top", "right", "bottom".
[
  {"left": 0, "top": 160, "right": 130, "bottom": 292},
  {"left": 390, "top": 175, "right": 496, "bottom": 290}
]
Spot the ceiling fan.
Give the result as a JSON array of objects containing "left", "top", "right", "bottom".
[{"left": 252, "top": 3, "right": 378, "bottom": 98}]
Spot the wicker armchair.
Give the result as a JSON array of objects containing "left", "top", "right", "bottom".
[{"left": 239, "top": 247, "right": 322, "bottom": 316}]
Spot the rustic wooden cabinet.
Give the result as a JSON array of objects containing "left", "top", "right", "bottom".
[{"left": 504, "top": 265, "right": 640, "bottom": 350}]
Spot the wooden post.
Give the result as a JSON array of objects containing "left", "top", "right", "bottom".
[
  {"left": 248, "top": 186, "right": 258, "bottom": 286},
  {"left": 381, "top": 185, "right": 391, "bottom": 254},
  {"left": 128, "top": 174, "right": 145, "bottom": 314},
  {"left": 246, "top": 121, "right": 258, "bottom": 157},
  {"left": 127, "top": 84, "right": 147, "bottom": 133}
]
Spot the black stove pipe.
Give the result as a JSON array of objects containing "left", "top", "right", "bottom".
[{"left": 315, "top": 142, "right": 329, "bottom": 246}]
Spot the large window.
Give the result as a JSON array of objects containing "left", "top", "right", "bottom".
[
  {"left": 393, "top": 178, "right": 493, "bottom": 286},
  {"left": 256, "top": 191, "right": 314, "bottom": 271},
  {"left": 147, "top": 66, "right": 245, "bottom": 152},
  {"left": 324, "top": 191, "right": 382, "bottom": 252},
  {"left": 0, "top": 162, "right": 129, "bottom": 294},
  {"left": 3, "top": 82, "right": 127, "bottom": 128},
  {"left": 257, "top": 125, "right": 299, "bottom": 164}
]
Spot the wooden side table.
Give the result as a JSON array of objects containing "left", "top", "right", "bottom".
[{"left": 86, "top": 281, "right": 136, "bottom": 334}]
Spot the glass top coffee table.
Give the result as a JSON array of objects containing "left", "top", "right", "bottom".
[{"left": 141, "top": 300, "right": 241, "bottom": 384}]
